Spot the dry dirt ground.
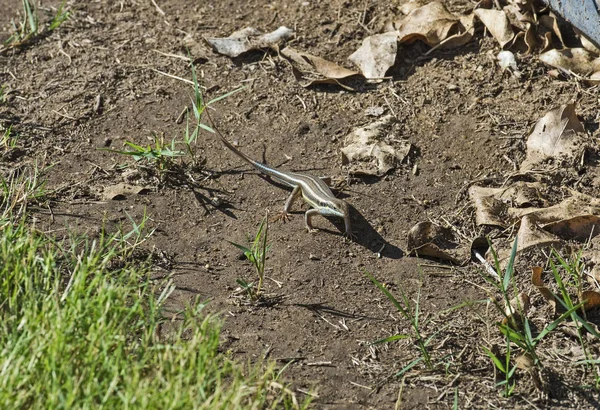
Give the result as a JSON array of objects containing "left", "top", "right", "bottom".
[{"left": 2, "top": 0, "right": 600, "bottom": 408}]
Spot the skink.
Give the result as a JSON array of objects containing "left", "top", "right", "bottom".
[{"left": 216, "top": 130, "right": 352, "bottom": 237}]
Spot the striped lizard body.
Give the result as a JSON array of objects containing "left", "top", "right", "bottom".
[{"left": 217, "top": 132, "right": 352, "bottom": 237}]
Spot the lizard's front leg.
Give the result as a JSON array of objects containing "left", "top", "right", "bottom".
[
  {"left": 274, "top": 185, "right": 301, "bottom": 223},
  {"left": 304, "top": 208, "right": 321, "bottom": 233}
]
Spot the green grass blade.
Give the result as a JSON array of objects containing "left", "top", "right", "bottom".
[
  {"left": 207, "top": 86, "right": 246, "bottom": 105},
  {"left": 364, "top": 271, "right": 409, "bottom": 318},
  {"left": 396, "top": 357, "right": 424, "bottom": 377},
  {"left": 482, "top": 346, "right": 506, "bottom": 373},
  {"left": 503, "top": 236, "right": 518, "bottom": 292},
  {"left": 370, "top": 334, "right": 410, "bottom": 345}
]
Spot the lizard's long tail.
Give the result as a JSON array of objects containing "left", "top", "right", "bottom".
[{"left": 203, "top": 108, "right": 259, "bottom": 167}]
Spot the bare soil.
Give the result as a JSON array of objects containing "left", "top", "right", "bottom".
[{"left": 2, "top": 1, "right": 600, "bottom": 408}]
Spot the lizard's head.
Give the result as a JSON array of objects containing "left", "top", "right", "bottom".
[{"left": 319, "top": 197, "right": 349, "bottom": 218}]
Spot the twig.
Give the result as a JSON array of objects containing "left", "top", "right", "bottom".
[
  {"left": 152, "top": 49, "right": 190, "bottom": 61},
  {"left": 152, "top": 68, "right": 194, "bottom": 85},
  {"left": 150, "top": 0, "right": 165, "bottom": 15},
  {"left": 307, "top": 361, "right": 333, "bottom": 367}
]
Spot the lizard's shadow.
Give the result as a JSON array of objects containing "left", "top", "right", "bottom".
[{"left": 326, "top": 204, "right": 404, "bottom": 259}]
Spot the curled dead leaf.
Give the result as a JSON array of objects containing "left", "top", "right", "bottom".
[
  {"left": 407, "top": 221, "right": 468, "bottom": 264},
  {"left": 474, "top": 9, "right": 515, "bottom": 48},
  {"left": 469, "top": 182, "right": 543, "bottom": 227},
  {"left": 205, "top": 26, "right": 293, "bottom": 58},
  {"left": 582, "top": 290, "right": 600, "bottom": 312},
  {"left": 521, "top": 103, "right": 585, "bottom": 170},
  {"left": 102, "top": 183, "right": 151, "bottom": 201},
  {"left": 531, "top": 266, "right": 557, "bottom": 312},
  {"left": 348, "top": 33, "right": 397, "bottom": 79},
  {"left": 539, "top": 48, "right": 600, "bottom": 83},
  {"left": 281, "top": 47, "right": 362, "bottom": 90},
  {"left": 516, "top": 214, "right": 562, "bottom": 252},
  {"left": 393, "top": 2, "right": 461, "bottom": 46}
]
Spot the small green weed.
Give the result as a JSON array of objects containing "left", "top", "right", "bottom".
[
  {"left": 106, "top": 134, "right": 184, "bottom": 171},
  {"left": 366, "top": 272, "right": 438, "bottom": 374},
  {"left": 113, "top": 208, "right": 156, "bottom": 259},
  {"left": 0, "top": 163, "right": 47, "bottom": 222},
  {"left": 3, "top": 0, "right": 70, "bottom": 51},
  {"left": 5, "top": 0, "right": 38, "bottom": 45},
  {"left": 550, "top": 249, "right": 600, "bottom": 387},
  {"left": 481, "top": 238, "right": 592, "bottom": 396},
  {"left": 229, "top": 214, "right": 270, "bottom": 302},
  {"left": 1, "top": 125, "right": 18, "bottom": 150},
  {"left": 104, "top": 61, "right": 243, "bottom": 175},
  {"left": 49, "top": 1, "right": 70, "bottom": 31}
]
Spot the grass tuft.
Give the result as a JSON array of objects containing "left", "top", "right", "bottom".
[{"left": 0, "top": 214, "right": 300, "bottom": 408}]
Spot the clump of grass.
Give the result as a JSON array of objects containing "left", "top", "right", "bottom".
[
  {"left": 366, "top": 272, "right": 437, "bottom": 374},
  {"left": 1, "top": 125, "right": 18, "bottom": 150},
  {"left": 550, "top": 249, "right": 600, "bottom": 388},
  {"left": 0, "top": 163, "right": 47, "bottom": 223},
  {"left": 105, "top": 134, "right": 185, "bottom": 172},
  {"left": 2, "top": 0, "right": 70, "bottom": 52},
  {"left": 481, "top": 238, "right": 597, "bottom": 397},
  {"left": 229, "top": 214, "right": 270, "bottom": 302},
  {"left": 104, "top": 61, "right": 243, "bottom": 178},
  {"left": 0, "top": 215, "right": 300, "bottom": 408}
]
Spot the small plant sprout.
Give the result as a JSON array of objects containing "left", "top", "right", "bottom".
[
  {"left": 104, "top": 134, "right": 184, "bottom": 172},
  {"left": 1, "top": 126, "right": 18, "bottom": 150},
  {"left": 5, "top": 0, "right": 39, "bottom": 46},
  {"left": 188, "top": 59, "right": 245, "bottom": 137},
  {"left": 49, "top": 1, "right": 70, "bottom": 31},
  {"left": 550, "top": 249, "right": 600, "bottom": 387},
  {"left": 481, "top": 238, "right": 587, "bottom": 396},
  {"left": 3, "top": 0, "right": 70, "bottom": 52},
  {"left": 366, "top": 271, "right": 446, "bottom": 375},
  {"left": 228, "top": 214, "right": 270, "bottom": 302},
  {"left": 114, "top": 208, "right": 156, "bottom": 258},
  {"left": 0, "top": 163, "right": 47, "bottom": 222}
]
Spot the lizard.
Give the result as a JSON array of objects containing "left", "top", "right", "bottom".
[{"left": 211, "top": 121, "right": 352, "bottom": 238}]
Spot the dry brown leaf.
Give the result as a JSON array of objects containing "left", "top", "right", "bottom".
[
  {"left": 205, "top": 26, "right": 293, "bottom": 58},
  {"left": 102, "top": 183, "right": 151, "bottom": 201},
  {"left": 348, "top": 33, "right": 397, "bottom": 79},
  {"left": 516, "top": 214, "right": 562, "bottom": 251},
  {"left": 539, "top": 14, "right": 565, "bottom": 48},
  {"left": 474, "top": 9, "right": 515, "bottom": 48},
  {"left": 469, "top": 182, "right": 543, "bottom": 227},
  {"left": 520, "top": 103, "right": 585, "bottom": 170},
  {"left": 393, "top": 2, "right": 461, "bottom": 46},
  {"left": 539, "top": 48, "right": 600, "bottom": 82},
  {"left": 341, "top": 115, "right": 410, "bottom": 176},
  {"left": 399, "top": 0, "right": 430, "bottom": 15},
  {"left": 531, "top": 266, "right": 557, "bottom": 311},
  {"left": 515, "top": 353, "right": 534, "bottom": 370},
  {"left": 407, "top": 221, "right": 467, "bottom": 264},
  {"left": 433, "top": 13, "right": 476, "bottom": 50},
  {"left": 577, "top": 29, "right": 600, "bottom": 55},
  {"left": 469, "top": 186, "right": 510, "bottom": 227},
  {"left": 582, "top": 290, "right": 600, "bottom": 312},
  {"left": 544, "top": 214, "right": 600, "bottom": 242},
  {"left": 281, "top": 46, "right": 362, "bottom": 90}
]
